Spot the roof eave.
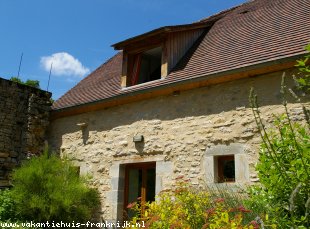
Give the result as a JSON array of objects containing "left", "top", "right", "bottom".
[
  {"left": 112, "top": 22, "right": 211, "bottom": 50},
  {"left": 51, "top": 53, "right": 305, "bottom": 120}
]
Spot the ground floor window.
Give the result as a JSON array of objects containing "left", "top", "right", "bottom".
[
  {"left": 204, "top": 143, "right": 249, "bottom": 184},
  {"left": 216, "top": 155, "right": 235, "bottom": 183},
  {"left": 123, "top": 162, "right": 156, "bottom": 219}
]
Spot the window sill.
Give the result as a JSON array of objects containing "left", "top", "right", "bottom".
[
  {"left": 121, "top": 78, "right": 164, "bottom": 91},
  {"left": 206, "top": 183, "right": 242, "bottom": 191}
]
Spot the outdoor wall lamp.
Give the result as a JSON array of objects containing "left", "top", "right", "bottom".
[
  {"left": 133, "top": 134, "right": 144, "bottom": 142},
  {"left": 77, "top": 122, "right": 88, "bottom": 129}
]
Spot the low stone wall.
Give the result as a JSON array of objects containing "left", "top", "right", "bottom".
[
  {"left": 0, "top": 78, "right": 51, "bottom": 187},
  {"left": 48, "top": 68, "right": 309, "bottom": 221}
]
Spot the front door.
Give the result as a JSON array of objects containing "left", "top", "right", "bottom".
[{"left": 124, "top": 162, "right": 156, "bottom": 219}]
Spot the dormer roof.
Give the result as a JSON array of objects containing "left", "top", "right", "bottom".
[{"left": 112, "top": 22, "right": 212, "bottom": 51}]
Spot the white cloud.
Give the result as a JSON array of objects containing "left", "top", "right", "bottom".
[{"left": 40, "top": 52, "right": 90, "bottom": 78}]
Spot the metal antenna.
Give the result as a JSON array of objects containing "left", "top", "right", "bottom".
[
  {"left": 17, "top": 52, "right": 23, "bottom": 78},
  {"left": 47, "top": 62, "right": 53, "bottom": 91}
]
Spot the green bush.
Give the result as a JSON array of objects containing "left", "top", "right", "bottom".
[
  {"left": 249, "top": 54, "right": 310, "bottom": 227},
  {"left": 243, "top": 185, "right": 287, "bottom": 227},
  {"left": 258, "top": 117, "right": 309, "bottom": 222},
  {"left": 10, "top": 152, "right": 100, "bottom": 222},
  {"left": 247, "top": 103, "right": 310, "bottom": 227},
  {"left": 0, "top": 189, "right": 17, "bottom": 221}
]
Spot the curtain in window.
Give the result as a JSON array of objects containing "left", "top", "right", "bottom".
[{"left": 131, "top": 54, "right": 141, "bottom": 86}]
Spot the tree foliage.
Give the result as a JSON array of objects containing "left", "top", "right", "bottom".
[
  {"left": 10, "top": 77, "right": 40, "bottom": 89},
  {"left": 295, "top": 44, "right": 310, "bottom": 93}
]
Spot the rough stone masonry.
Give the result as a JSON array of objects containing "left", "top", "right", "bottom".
[
  {"left": 48, "top": 68, "right": 309, "bottom": 221},
  {"left": 0, "top": 78, "right": 51, "bottom": 188}
]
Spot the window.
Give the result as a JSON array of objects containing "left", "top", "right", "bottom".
[
  {"left": 123, "top": 162, "right": 156, "bottom": 219},
  {"left": 204, "top": 143, "right": 249, "bottom": 184},
  {"left": 216, "top": 155, "right": 235, "bottom": 183},
  {"left": 127, "top": 47, "right": 162, "bottom": 87}
]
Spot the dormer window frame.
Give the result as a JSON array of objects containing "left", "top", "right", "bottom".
[{"left": 121, "top": 41, "right": 168, "bottom": 88}]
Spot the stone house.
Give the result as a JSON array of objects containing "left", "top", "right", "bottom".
[{"left": 48, "top": 0, "right": 310, "bottom": 222}]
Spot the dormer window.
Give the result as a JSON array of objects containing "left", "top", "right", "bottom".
[
  {"left": 127, "top": 46, "right": 162, "bottom": 86},
  {"left": 112, "top": 23, "right": 207, "bottom": 88}
]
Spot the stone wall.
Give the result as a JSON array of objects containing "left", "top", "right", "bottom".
[
  {"left": 0, "top": 78, "right": 51, "bottom": 187},
  {"left": 48, "top": 68, "right": 309, "bottom": 221}
]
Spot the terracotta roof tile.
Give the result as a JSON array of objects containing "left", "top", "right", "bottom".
[{"left": 53, "top": 0, "right": 310, "bottom": 110}]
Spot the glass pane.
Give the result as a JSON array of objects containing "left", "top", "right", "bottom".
[
  {"left": 125, "top": 163, "right": 156, "bottom": 219},
  {"left": 223, "top": 160, "right": 235, "bottom": 181},
  {"left": 128, "top": 168, "right": 142, "bottom": 203},
  {"left": 127, "top": 169, "right": 142, "bottom": 218},
  {"left": 146, "top": 168, "right": 156, "bottom": 202}
]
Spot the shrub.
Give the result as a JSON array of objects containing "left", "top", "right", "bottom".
[
  {"left": 125, "top": 179, "right": 274, "bottom": 229},
  {"left": 247, "top": 101, "right": 310, "bottom": 227},
  {"left": 258, "top": 117, "right": 309, "bottom": 222},
  {"left": 0, "top": 189, "right": 17, "bottom": 221},
  {"left": 10, "top": 151, "right": 100, "bottom": 222},
  {"left": 243, "top": 185, "right": 286, "bottom": 227},
  {"left": 249, "top": 61, "right": 310, "bottom": 226}
]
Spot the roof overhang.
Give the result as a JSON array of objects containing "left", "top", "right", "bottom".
[
  {"left": 50, "top": 53, "right": 305, "bottom": 121},
  {"left": 112, "top": 22, "right": 212, "bottom": 50}
]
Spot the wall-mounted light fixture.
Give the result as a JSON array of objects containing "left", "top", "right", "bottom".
[
  {"left": 77, "top": 123, "right": 88, "bottom": 129},
  {"left": 133, "top": 134, "right": 144, "bottom": 142}
]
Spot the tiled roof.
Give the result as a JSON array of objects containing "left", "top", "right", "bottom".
[
  {"left": 53, "top": 53, "right": 122, "bottom": 109},
  {"left": 53, "top": 0, "right": 310, "bottom": 110}
]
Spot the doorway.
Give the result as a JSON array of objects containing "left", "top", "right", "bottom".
[{"left": 123, "top": 162, "right": 156, "bottom": 219}]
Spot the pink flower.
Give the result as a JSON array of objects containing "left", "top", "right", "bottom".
[
  {"left": 127, "top": 202, "right": 136, "bottom": 209},
  {"left": 214, "top": 198, "right": 225, "bottom": 203},
  {"left": 250, "top": 220, "right": 259, "bottom": 229},
  {"left": 175, "top": 175, "right": 184, "bottom": 180},
  {"left": 206, "top": 208, "right": 215, "bottom": 214},
  {"left": 237, "top": 206, "right": 251, "bottom": 213},
  {"left": 160, "top": 189, "right": 171, "bottom": 193}
]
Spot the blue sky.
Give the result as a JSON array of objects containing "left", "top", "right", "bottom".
[{"left": 0, "top": 0, "right": 247, "bottom": 100}]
